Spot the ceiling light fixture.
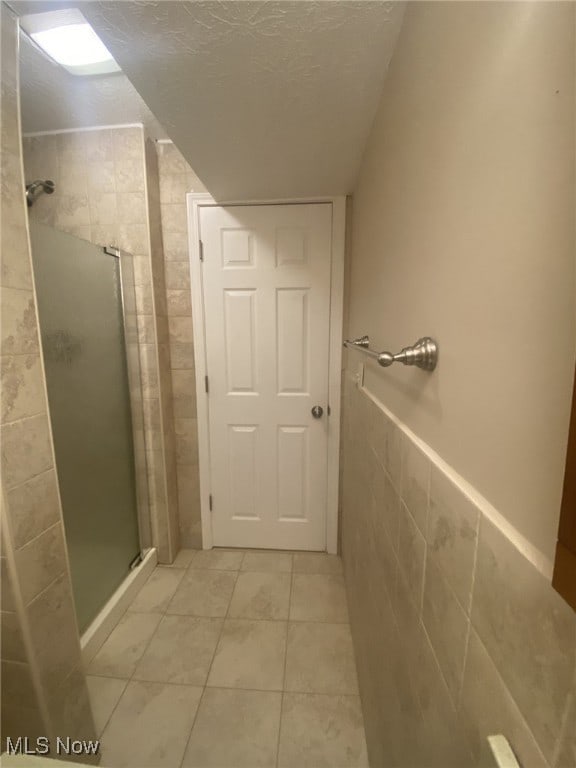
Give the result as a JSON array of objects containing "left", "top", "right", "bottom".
[{"left": 20, "top": 9, "right": 121, "bottom": 76}]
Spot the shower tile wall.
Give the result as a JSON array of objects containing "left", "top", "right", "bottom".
[
  {"left": 341, "top": 372, "right": 576, "bottom": 768},
  {"left": 156, "top": 142, "right": 207, "bottom": 548},
  {"left": 23, "top": 127, "right": 179, "bottom": 562},
  {"left": 0, "top": 4, "right": 96, "bottom": 748}
]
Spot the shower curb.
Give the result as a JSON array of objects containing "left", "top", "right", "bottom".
[{"left": 80, "top": 547, "right": 157, "bottom": 665}]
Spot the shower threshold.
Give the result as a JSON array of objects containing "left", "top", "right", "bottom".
[{"left": 81, "top": 548, "right": 157, "bottom": 665}]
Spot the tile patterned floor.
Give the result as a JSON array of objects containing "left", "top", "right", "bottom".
[{"left": 86, "top": 549, "right": 368, "bottom": 768}]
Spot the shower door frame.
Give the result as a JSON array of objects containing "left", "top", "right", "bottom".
[
  {"left": 108, "top": 243, "right": 152, "bottom": 558},
  {"left": 83, "top": 242, "right": 157, "bottom": 662}
]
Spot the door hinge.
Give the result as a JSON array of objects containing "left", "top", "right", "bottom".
[
  {"left": 209, "top": 494, "right": 213, "bottom": 512},
  {"left": 199, "top": 240, "right": 204, "bottom": 261},
  {"left": 205, "top": 375, "right": 209, "bottom": 394}
]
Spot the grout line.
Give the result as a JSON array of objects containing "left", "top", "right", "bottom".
[
  {"left": 24, "top": 567, "right": 68, "bottom": 610},
  {"left": 0, "top": 284, "right": 42, "bottom": 295},
  {"left": 190, "top": 683, "right": 362, "bottom": 697},
  {"left": 0, "top": 465, "right": 55, "bottom": 496},
  {"left": 456, "top": 513, "right": 482, "bottom": 711},
  {"left": 96, "top": 669, "right": 135, "bottom": 746},
  {"left": 275, "top": 568, "right": 295, "bottom": 767},
  {"left": 88, "top": 676, "right": 129, "bottom": 740},
  {"left": 2, "top": 458, "right": 54, "bottom": 493},
  {"left": 12, "top": 517, "right": 62, "bottom": 553},
  {"left": 176, "top": 562, "right": 242, "bottom": 767},
  {"left": 420, "top": 615, "right": 460, "bottom": 711},
  {"left": 23, "top": 124, "right": 144, "bottom": 138},
  {"left": 97, "top": 678, "right": 204, "bottom": 690},
  {"left": 84, "top": 671, "right": 131, "bottom": 681},
  {"left": 95, "top": 571, "right": 170, "bottom": 748},
  {"left": 161, "top": 608, "right": 350, "bottom": 625},
  {"left": 467, "top": 510, "right": 482, "bottom": 618},
  {"left": 473, "top": 628, "right": 551, "bottom": 767},
  {"left": 86, "top": 675, "right": 363, "bottom": 699},
  {"left": 177, "top": 684, "right": 206, "bottom": 768},
  {"left": 201, "top": 564, "right": 239, "bottom": 687},
  {"left": 283, "top": 573, "right": 294, "bottom": 691},
  {"left": 456, "top": 618, "right": 472, "bottom": 710}
]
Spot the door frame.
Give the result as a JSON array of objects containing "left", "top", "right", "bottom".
[{"left": 186, "top": 193, "right": 346, "bottom": 554}]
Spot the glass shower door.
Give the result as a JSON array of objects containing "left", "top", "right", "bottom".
[{"left": 30, "top": 222, "right": 142, "bottom": 633}]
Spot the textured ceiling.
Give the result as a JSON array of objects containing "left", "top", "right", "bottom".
[
  {"left": 18, "top": 29, "right": 167, "bottom": 138},
  {"left": 11, "top": 0, "right": 405, "bottom": 199},
  {"left": 82, "top": 1, "right": 405, "bottom": 200}
]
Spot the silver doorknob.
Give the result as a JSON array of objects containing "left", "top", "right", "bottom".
[{"left": 311, "top": 405, "right": 324, "bottom": 419}]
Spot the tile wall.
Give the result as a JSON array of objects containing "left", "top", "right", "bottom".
[
  {"left": 341, "top": 370, "right": 576, "bottom": 768},
  {"left": 23, "top": 127, "right": 179, "bottom": 562},
  {"left": 25, "top": 133, "right": 210, "bottom": 552},
  {"left": 144, "top": 138, "right": 180, "bottom": 558},
  {"left": 0, "top": 4, "right": 97, "bottom": 750},
  {"left": 155, "top": 142, "right": 207, "bottom": 548}
]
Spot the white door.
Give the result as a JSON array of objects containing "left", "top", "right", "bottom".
[{"left": 200, "top": 203, "right": 333, "bottom": 550}]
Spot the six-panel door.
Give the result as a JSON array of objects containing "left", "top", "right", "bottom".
[{"left": 200, "top": 203, "right": 332, "bottom": 550}]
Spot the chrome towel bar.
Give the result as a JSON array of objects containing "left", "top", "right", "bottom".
[{"left": 343, "top": 335, "right": 438, "bottom": 371}]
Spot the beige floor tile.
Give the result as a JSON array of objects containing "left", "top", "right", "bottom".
[
  {"left": 290, "top": 574, "right": 349, "bottom": 622},
  {"left": 99, "top": 680, "right": 202, "bottom": 768},
  {"left": 207, "top": 619, "right": 287, "bottom": 691},
  {"left": 293, "top": 553, "right": 343, "bottom": 575},
  {"left": 182, "top": 687, "right": 281, "bottom": 768},
  {"left": 129, "top": 568, "right": 184, "bottom": 613},
  {"left": 278, "top": 693, "right": 368, "bottom": 768},
  {"left": 87, "top": 612, "right": 162, "bottom": 678},
  {"left": 241, "top": 551, "right": 293, "bottom": 573},
  {"left": 190, "top": 549, "right": 244, "bottom": 571},
  {"left": 133, "top": 615, "right": 223, "bottom": 685},
  {"left": 85, "top": 675, "right": 127, "bottom": 736},
  {"left": 228, "top": 571, "right": 291, "bottom": 620},
  {"left": 165, "top": 549, "right": 197, "bottom": 569},
  {"left": 285, "top": 622, "right": 359, "bottom": 695},
  {"left": 167, "top": 569, "right": 237, "bottom": 617}
]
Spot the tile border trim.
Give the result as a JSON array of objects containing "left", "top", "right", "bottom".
[{"left": 356, "top": 374, "right": 554, "bottom": 580}]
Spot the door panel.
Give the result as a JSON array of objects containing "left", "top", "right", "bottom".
[
  {"left": 228, "top": 425, "right": 259, "bottom": 519},
  {"left": 277, "top": 426, "right": 309, "bottom": 521},
  {"left": 277, "top": 288, "right": 309, "bottom": 394},
  {"left": 200, "top": 203, "right": 332, "bottom": 550},
  {"left": 224, "top": 289, "right": 257, "bottom": 393}
]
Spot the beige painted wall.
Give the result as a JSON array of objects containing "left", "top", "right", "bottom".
[{"left": 347, "top": 1, "right": 575, "bottom": 561}]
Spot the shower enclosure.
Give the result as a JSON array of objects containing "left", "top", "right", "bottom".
[{"left": 29, "top": 221, "right": 150, "bottom": 633}]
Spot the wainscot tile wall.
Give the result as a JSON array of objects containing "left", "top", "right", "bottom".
[
  {"left": 23, "top": 127, "right": 179, "bottom": 562},
  {"left": 340, "top": 370, "right": 576, "bottom": 768},
  {"left": 0, "top": 5, "right": 97, "bottom": 752},
  {"left": 156, "top": 142, "right": 207, "bottom": 548}
]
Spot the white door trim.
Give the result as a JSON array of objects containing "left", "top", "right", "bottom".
[{"left": 186, "top": 194, "right": 345, "bottom": 554}]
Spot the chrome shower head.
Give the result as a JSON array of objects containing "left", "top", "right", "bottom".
[{"left": 26, "top": 179, "right": 55, "bottom": 207}]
